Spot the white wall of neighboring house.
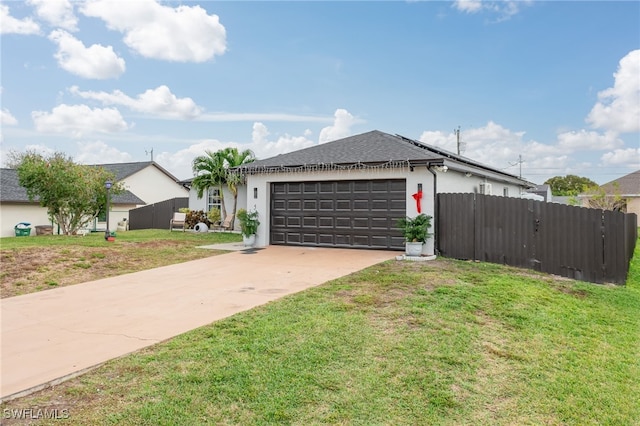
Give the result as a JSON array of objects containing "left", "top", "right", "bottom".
[
  {"left": 0, "top": 203, "right": 136, "bottom": 237},
  {"left": 121, "top": 166, "right": 188, "bottom": 205},
  {"left": 0, "top": 204, "right": 52, "bottom": 237}
]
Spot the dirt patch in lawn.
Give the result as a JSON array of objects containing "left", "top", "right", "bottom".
[{"left": 0, "top": 241, "right": 223, "bottom": 298}]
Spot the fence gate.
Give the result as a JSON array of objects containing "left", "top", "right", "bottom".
[
  {"left": 436, "top": 193, "right": 637, "bottom": 285},
  {"left": 129, "top": 197, "right": 188, "bottom": 230}
]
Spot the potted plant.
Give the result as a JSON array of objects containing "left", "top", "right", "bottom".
[
  {"left": 397, "top": 214, "right": 433, "bottom": 256},
  {"left": 237, "top": 208, "right": 260, "bottom": 247}
]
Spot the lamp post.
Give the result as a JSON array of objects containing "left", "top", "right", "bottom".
[{"left": 105, "top": 180, "right": 112, "bottom": 240}]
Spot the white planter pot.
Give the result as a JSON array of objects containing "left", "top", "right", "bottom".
[
  {"left": 405, "top": 241, "right": 423, "bottom": 257},
  {"left": 242, "top": 234, "right": 256, "bottom": 247}
]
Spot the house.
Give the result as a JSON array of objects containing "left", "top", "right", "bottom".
[
  {"left": 0, "top": 161, "right": 188, "bottom": 237},
  {"left": 235, "top": 130, "right": 534, "bottom": 252},
  {"left": 525, "top": 184, "right": 551, "bottom": 201},
  {"left": 584, "top": 169, "right": 640, "bottom": 216}
]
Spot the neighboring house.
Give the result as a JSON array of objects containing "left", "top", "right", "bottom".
[
  {"left": 0, "top": 161, "right": 188, "bottom": 237},
  {"left": 525, "top": 184, "right": 552, "bottom": 201},
  {"left": 235, "top": 130, "right": 534, "bottom": 251},
  {"left": 180, "top": 179, "right": 247, "bottom": 231},
  {"left": 581, "top": 169, "right": 640, "bottom": 216}
]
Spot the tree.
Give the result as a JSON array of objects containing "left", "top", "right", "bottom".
[
  {"left": 222, "top": 147, "right": 255, "bottom": 220},
  {"left": 10, "top": 151, "right": 121, "bottom": 235},
  {"left": 191, "top": 150, "right": 228, "bottom": 219},
  {"left": 583, "top": 182, "right": 627, "bottom": 212},
  {"left": 544, "top": 175, "right": 597, "bottom": 196},
  {"left": 191, "top": 147, "right": 255, "bottom": 221}
]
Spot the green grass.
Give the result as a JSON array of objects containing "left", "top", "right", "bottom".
[
  {"left": 3, "top": 234, "right": 639, "bottom": 425},
  {"left": 0, "top": 228, "right": 241, "bottom": 249}
]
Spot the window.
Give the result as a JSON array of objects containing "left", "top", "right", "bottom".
[
  {"left": 503, "top": 187, "right": 509, "bottom": 197},
  {"left": 207, "top": 188, "right": 221, "bottom": 212}
]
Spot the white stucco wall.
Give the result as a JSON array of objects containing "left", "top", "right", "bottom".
[
  {"left": 0, "top": 203, "right": 136, "bottom": 238},
  {"left": 122, "top": 166, "right": 188, "bottom": 205},
  {"left": 187, "top": 185, "right": 247, "bottom": 231},
  {"left": 436, "top": 167, "right": 523, "bottom": 197},
  {"left": 0, "top": 204, "right": 52, "bottom": 237}
]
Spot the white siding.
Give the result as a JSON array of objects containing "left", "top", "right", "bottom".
[
  {"left": 121, "top": 166, "right": 188, "bottom": 205},
  {"left": 187, "top": 185, "right": 247, "bottom": 231}
]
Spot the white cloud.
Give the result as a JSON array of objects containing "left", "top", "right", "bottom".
[
  {"left": 28, "top": 0, "right": 77, "bottom": 31},
  {"left": 70, "top": 85, "right": 201, "bottom": 119},
  {"left": 49, "top": 29, "right": 125, "bottom": 79},
  {"left": 453, "top": 0, "right": 482, "bottom": 13},
  {"left": 80, "top": 0, "right": 226, "bottom": 63},
  {"left": 557, "top": 130, "right": 623, "bottom": 151},
  {"left": 0, "top": 4, "right": 40, "bottom": 34},
  {"left": 452, "top": 0, "right": 531, "bottom": 21},
  {"left": 601, "top": 148, "right": 640, "bottom": 168},
  {"left": 319, "top": 109, "right": 356, "bottom": 144},
  {"left": 587, "top": 49, "right": 640, "bottom": 133},
  {"left": 1, "top": 109, "right": 18, "bottom": 125},
  {"left": 74, "top": 140, "right": 133, "bottom": 165},
  {"left": 32, "top": 104, "right": 130, "bottom": 137}
]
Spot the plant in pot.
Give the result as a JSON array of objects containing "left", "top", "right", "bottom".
[
  {"left": 237, "top": 208, "right": 260, "bottom": 247},
  {"left": 397, "top": 213, "right": 433, "bottom": 256}
]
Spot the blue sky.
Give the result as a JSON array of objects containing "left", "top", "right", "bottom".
[{"left": 1, "top": 0, "right": 639, "bottom": 184}]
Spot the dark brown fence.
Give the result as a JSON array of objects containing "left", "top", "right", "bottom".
[
  {"left": 129, "top": 197, "right": 188, "bottom": 230},
  {"left": 437, "top": 193, "right": 638, "bottom": 285}
]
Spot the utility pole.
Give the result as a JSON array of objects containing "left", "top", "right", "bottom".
[
  {"left": 145, "top": 148, "right": 154, "bottom": 162},
  {"left": 510, "top": 154, "right": 524, "bottom": 178},
  {"left": 455, "top": 126, "right": 462, "bottom": 155}
]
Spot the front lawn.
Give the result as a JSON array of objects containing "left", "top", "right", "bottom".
[
  {"left": 2, "top": 236, "right": 638, "bottom": 425},
  {"left": 0, "top": 229, "right": 241, "bottom": 298}
]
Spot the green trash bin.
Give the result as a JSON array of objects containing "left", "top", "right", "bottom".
[{"left": 15, "top": 222, "right": 32, "bottom": 237}]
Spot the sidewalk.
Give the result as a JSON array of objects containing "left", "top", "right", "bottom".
[{"left": 0, "top": 245, "right": 396, "bottom": 401}]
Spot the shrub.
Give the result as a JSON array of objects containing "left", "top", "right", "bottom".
[{"left": 185, "top": 210, "right": 211, "bottom": 229}]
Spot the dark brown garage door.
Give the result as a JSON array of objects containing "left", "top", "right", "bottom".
[{"left": 270, "top": 179, "right": 406, "bottom": 250}]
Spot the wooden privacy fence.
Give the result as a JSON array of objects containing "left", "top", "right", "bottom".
[
  {"left": 129, "top": 197, "right": 188, "bottom": 230},
  {"left": 437, "top": 193, "right": 638, "bottom": 285}
]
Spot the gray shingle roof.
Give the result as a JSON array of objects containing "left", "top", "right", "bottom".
[
  {"left": 240, "top": 130, "right": 443, "bottom": 171},
  {"left": 93, "top": 161, "right": 181, "bottom": 182},
  {"left": 1, "top": 168, "right": 145, "bottom": 204},
  {"left": 600, "top": 169, "right": 640, "bottom": 196},
  {"left": 238, "top": 130, "right": 524, "bottom": 183}
]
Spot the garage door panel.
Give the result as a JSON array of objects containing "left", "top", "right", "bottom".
[
  {"left": 319, "top": 217, "right": 334, "bottom": 227},
  {"left": 353, "top": 199, "right": 370, "bottom": 211},
  {"left": 287, "top": 216, "right": 302, "bottom": 227},
  {"left": 271, "top": 179, "right": 406, "bottom": 250}
]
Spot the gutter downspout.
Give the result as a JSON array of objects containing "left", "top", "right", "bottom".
[{"left": 427, "top": 165, "right": 439, "bottom": 255}]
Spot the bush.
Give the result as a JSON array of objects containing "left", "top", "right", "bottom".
[{"left": 185, "top": 210, "right": 211, "bottom": 229}]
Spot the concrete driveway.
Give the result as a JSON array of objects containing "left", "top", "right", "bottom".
[{"left": 0, "top": 245, "right": 397, "bottom": 401}]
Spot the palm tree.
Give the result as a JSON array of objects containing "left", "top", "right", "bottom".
[
  {"left": 191, "top": 150, "right": 228, "bottom": 219},
  {"left": 223, "top": 147, "right": 255, "bottom": 220}
]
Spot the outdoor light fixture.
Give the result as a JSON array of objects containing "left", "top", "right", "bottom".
[
  {"left": 254, "top": 187, "right": 258, "bottom": 199},
  {"left": 105, "top": 180, "right": 112, "bottom": 240},
  {"left": 418, "top": 183, "right": 422, "bottom": 192}
]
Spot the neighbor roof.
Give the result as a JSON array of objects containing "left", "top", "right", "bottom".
[
  {"left": 600, "top": 169, "right": 640, "bottom": 196},
  {"left": 237, "top": 130, "right": 527, "bottom": 185},
  {"left": 94, "top": 161, "right": 182, "bottom": 183},
  {"left": 0, "top": 168, "right": 145, "bottom": 204}
]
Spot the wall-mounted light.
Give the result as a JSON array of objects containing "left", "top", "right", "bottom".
[
  {"left": 418, "top": 183, "right": 422, "bottom": 192},
  {"left": 253, "top": 187, "right": 258, "bottom": 199},
  {"left": 434, "top": 165, "right": 448, "bottom": 173}
]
